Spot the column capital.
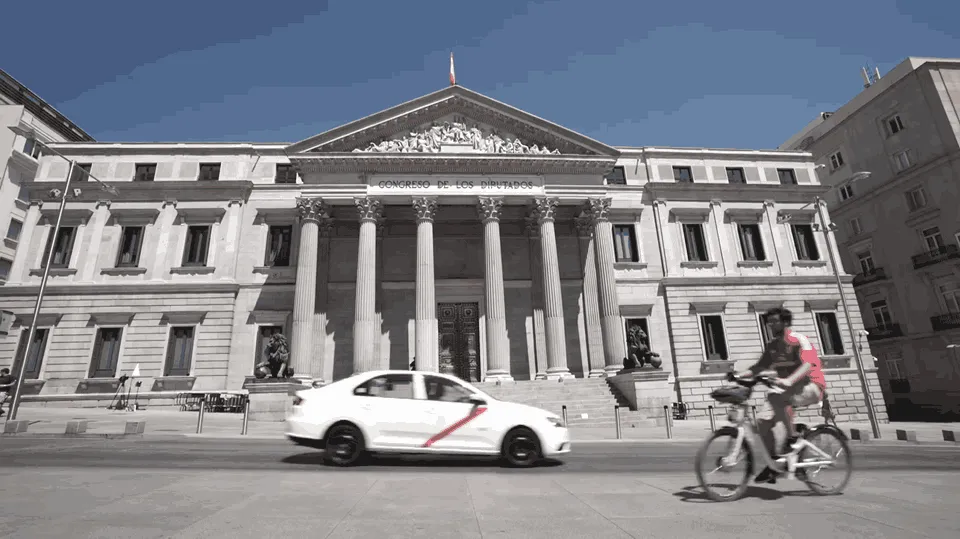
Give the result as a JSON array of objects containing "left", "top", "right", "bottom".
[
  {"left": 583, "top": 197, "right": 612, "bottom": 222},
  {"left": 296, "top": 197, "right": 330, "bottom": 224},
  {"left": 354, "top": 196, "right": 384, "bottom": 224},
  {"left": 95, "top": 200, "right": 112, "bottom": 209},
  {"left": 653, "top": 198, "right": 667, "bottom": 207},
  {"left": 412, "top": 196, "right": 439, "bottom": 222},
  {"left": 530, "top": 197, "right": 559, "bottom": 223},
  {"left": 709, "top": 199, "right": 722, "bottom": 207},
  {"left": 28, "top": 199, "right": 44, "bottom": 208},
  {"left": 574, "top": 216, "right": 593, "bottom": 238},
  {"left": 477, "top": 196, "right": 504, "bottom": 223}
]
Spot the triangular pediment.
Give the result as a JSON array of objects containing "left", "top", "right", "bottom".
[{"left": 286, "top": 86, "right": 619, "bottom": 157}]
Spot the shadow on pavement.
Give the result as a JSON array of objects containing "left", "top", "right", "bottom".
[
  {"left": 281, "top": 452, "right": 565, "bottom": 469},
  {"left": 672, "top": 485, "right": 817, "bottom": 502}
]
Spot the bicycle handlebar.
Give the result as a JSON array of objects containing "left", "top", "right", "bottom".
[{"left": 725, "top": 372, "right": 785, "bottom": 394}]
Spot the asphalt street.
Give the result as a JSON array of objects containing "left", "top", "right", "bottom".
[{"left": 2, "top": 436, "right": 959, "bottom": 473}]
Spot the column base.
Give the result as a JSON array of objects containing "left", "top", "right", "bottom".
[
  {"left": 604, "top": 365, "right": 624, "bottom": 376},
  {"left": 588, "top": 369, "right": 608, "bottom": 378},
  {"left": 483, "top": 372, "right": 514, "bottom": 383},
  {"left": 292, "top": 375, "right": 314, "bottom": 387}
]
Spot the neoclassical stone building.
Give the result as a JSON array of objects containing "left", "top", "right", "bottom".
[{"left": 0, "top": 85, "right": 886, "bottom": 420}]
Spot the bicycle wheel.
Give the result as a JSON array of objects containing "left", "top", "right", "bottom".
[
  {"left": 694, "top": 427, "right": 754, "bottom": 502},
  {"left": 799, "top": 425, "right": 852, "bottom": 495}
]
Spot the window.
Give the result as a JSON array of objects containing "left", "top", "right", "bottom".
[
  {"left": 893, "top": 150, "right": 912, "bottom": 171},
  {"left": 182, "top": 225, "right": 210, "bottom": 266},
  {"left": 921, "top": 226, "right": 944, "bottom": 251},
  {"left": 41, "top": 226, "right": 76, "bottom": 268},
  {"left": 0, "top": 258, "right": 11, "bottom": 282},
  {"left": 777, "top": 169, "right": 798, "bottom": 185},
  {"left": 849, "top": 218, "right": 862, "bottom": 236},
  {"left": 254, "top": 326, "right": 283, "bottom": 366},
  {"left": 6, "top": 219, "right": 22, "bottom": 241},
  {"left": 887, "top": 114, "right": 904, "bottom": 135},
  {"left": 275, "top": 164, "right": 298, "bottom": 184},
  {"left": 71, "top": 163, "right": 92, "bottom": 183},
  {"left": 905, "top": 187, "right": 926, "bottom": 211},
  {"left": 116, "top": 226, "right": 144, "bottom": 267},
  {"left": 814, "top": 312, "right": 844, "bottom": 355},
  {"left": 265, "top": 225, "right": 292, "bottom": 267},
  {"left": 164, "top": 326, "right": 195, "bottom": 377},
  {"left": 829, "top": 151, "right": 845, "bottom": 170},
  {"left": 736, "top": 223, "right": 765, "bottom": 261},
  {"left": 839, "top": 184, "right": 854, "bottom": 201},
  {"left": 134, "top": 163, "right": 156, "bottom": 182},
  {"left": 725, "top": 167, "right": 746, "bottom": 184},
  {"left": 790, "top": 224, "right": 819, "bottom": 261},
  {"left": 612, "top": 224, "right": 639, "bottom": 262},
  {"left": 939, "top": 283, "right": 960, "bottom": 313},
  {"left": 673, "top": 166, "right": 693, "bottom": 183},
  {"left": 682, "top": 223, "right": 709, "bottom": 262},
  {"left": 353, "top": 373, "right": 415, "bottom": 399},
  {"left": 700, "top": 315, "right": 728, "bottom": 361},
  {"left": 89, "top": 327, "right": 123, "bottom": 378},
  {"left": 22, "top": 138, "right": 42, "bottom": 159},
  {"left": 13, "top": 328, "right": 49, "bottom": 380},
  {"left": 885, "top": 357, "right": 905, "bottom": 381},
  {"left": 758, "top": 313, "right": 775, "bottom": 346},
  {"left": 424, "top": 375, "right": 475, "bottom": 403},
  {"left": 856, "top": 251, "right": 875, "bottom": 274},
  {"left": 870, "top": 300, "right": 893, "bottom": 329},
  {"left": 199, "top": 163, "right": 221, "bottom": 182},
  {"left": 604, "top": 166, "right": 626, "bottom": 185}
]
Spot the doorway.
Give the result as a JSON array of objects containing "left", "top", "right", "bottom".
[{"left": 437, "top": 303, "right": 481, "bottom": 382}]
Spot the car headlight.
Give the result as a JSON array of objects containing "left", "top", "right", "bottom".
[{"left": 547, "top": 416, "right": 564, "bottom": 428}]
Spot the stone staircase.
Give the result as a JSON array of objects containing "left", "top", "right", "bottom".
[{"left": 473, "top": 377, "right": 657, "bottom": 428}]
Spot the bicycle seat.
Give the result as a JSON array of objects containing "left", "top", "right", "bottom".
[{"left": 710, "top": 386, "right": 751, "bottom": 404}]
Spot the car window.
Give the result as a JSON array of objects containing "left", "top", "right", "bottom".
[
  {"left": 353, "top": 374, "right": 414, "bottom": 399},
  {"left": 423, "top": 375, "right": 475, "bottom": 403}
]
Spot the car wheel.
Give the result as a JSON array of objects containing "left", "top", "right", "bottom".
[
  {"left": 323, "top": 423, "right": 366, "bottom": 467},
  {"left": 501, "top": 427, "right": 542, "bottom": 468}
]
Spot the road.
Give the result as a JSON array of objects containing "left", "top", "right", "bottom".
[{"left": 1, "top": 437, "right": 959, "bottom": 538}]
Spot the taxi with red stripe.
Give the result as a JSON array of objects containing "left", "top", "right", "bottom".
[{"left": 285, "top": 370, "right": 571, "bottom": 467}]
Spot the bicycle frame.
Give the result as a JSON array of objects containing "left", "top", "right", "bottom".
[{"left": 722, "top": 404, "right": 836, "bottom": 477}]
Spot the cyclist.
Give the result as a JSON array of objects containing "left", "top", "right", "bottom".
[{"left": 734, "top": 307, "right": 827, "bottom": 484}]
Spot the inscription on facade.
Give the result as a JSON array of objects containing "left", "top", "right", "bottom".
[{"left": 369, "top": 176, "right": 540, "bottom": 195}]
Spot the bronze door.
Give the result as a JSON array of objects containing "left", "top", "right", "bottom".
[{"left": 437, "top": 303, "right": 481, "bottom": 382}]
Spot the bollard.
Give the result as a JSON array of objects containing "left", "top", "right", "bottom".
[
  {"left": 850, "top": 428, "right": 871, "bottom": 442},
  {"left": 708, "top": 405, "right": 717, "bottom": 432},
  {"left": 3, "top": 420, "right": 29, "bottom": 434},
  {"left": 750, "top": 405, "right": 758, "bottom": 424},
  {"left": 942, "top": 430, "right": 959, "bottom": 443},
  {"left": 241, "top": 398, "right": 250, "bottom": 435},
  {"left": 561, "top": 405, "right": 568, "bottom": 427},
  {"left": 895, "top": 429, "right": 918, "bottom": 442},
  {"left": 614, "top": 405, "right": 622, "bottom": 440},
  {"left": 663, "top": 405, "right": 673, "bottom": 439},
  {"left": 196, "top": 395, "right": 206, "bottom": 434},
  {"left": 124, "top": 421, "right": 146, "bottom": 435},
  {"left": 65, "top": 420, "right": 88, "bottom": 435}
]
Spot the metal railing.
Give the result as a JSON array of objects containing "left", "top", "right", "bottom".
[
  {"left": 912, "top": 244, "right": 960, "bottom": 269},
  {"left": 853, "top": 267, "right": 887, "bottom": 286},
  {"left": 931, "top": 312, "right": 960, "bottom": 332}
]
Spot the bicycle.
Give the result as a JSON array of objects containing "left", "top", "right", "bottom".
[{"left": 694, "top": 373, "right": 853, "bottom": 502}]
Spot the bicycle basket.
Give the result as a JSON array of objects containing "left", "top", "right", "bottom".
[{"left": 710, "top": 385, "right": 751, "bottom": 405}]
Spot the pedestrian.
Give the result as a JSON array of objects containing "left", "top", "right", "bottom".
[{"left": 0, "top": 367, "right": 16, "bottom": 417}]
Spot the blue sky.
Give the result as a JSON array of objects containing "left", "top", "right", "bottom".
[{"left": 2, "top": 0, "right": 958, "bottom": 149}]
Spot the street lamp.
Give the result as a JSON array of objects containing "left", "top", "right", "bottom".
[
  {"left": 778, "top": 170, "right": 883, "bottom": 439},
  {"left": 5, "top": 125, "right": 118, "bottom": 421}
]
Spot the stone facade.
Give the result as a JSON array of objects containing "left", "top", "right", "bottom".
[{"left": 0, "top": 85, "right": 885, "bottom": 421}]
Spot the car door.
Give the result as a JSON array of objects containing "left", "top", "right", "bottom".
[
  {"left": 351, "top": 373, "right": 423, "bottom": 450},
  {"left": 417, "top": 375, "right": 494, "bottom": 453}
]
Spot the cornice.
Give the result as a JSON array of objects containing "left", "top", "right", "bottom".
[
  {"left": 644, "top": 182, "right": 829, "bottom": 204},
  {"left": 617, "top": 146, "right": 814, "bottom": 162},
  {"left": 289, "top": 154, "right": 616, "bottom": 175},
  {"left": 43, "top": 143, "right": 289, "bottom": 155},
  {"left": 0, "top": 282, "right": 242, "bottom": 297},
  {"left": 658, "top": 274, "right": 854, "bottom": 287},
  {"left": 23, "top": 180, "right": 254, "bottom": 204}
]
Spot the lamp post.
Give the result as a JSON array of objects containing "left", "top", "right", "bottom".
[
  {"left": 5, "top": 125, "right": 118, "bottom": 421},
  {"left": 778, "top": 170, "right": 882, "bottom": 439}
]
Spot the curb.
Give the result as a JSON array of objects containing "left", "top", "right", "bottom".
[{"left": 1, "top": 432, "right": 142, "bottom": 439}]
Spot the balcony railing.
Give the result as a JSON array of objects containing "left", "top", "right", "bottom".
[
  {"left": 931, "top": 312, "right": 960, "bottom": 332},
  {"left": 853, "top": 267, "right": 887, "bottom": 287},
  {"left": 912, "top": 244, "right": 960, "bottom": 269},
  {"left": 865, "top": 323, "right": 903, "bottom": 341}
]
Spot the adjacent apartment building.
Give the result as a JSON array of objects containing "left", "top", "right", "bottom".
[
  {"left": 0, "top": 68, "right": 94, "bottom": 284},
  {"left": 781, "top": 57, "right": 960, "bottom": 420}
]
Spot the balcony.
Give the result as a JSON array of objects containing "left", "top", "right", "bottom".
[
  {"left": 865, "top": 323, "right": 903, "bottom": 341},
  {"left": 853, "top": 267, "right": 887, "bottom": 287},
  {"left": 912, "top": 244, "right": 960, "bottom": 269},
  {"left": 930, "top": 312, "right": 960, "bottom": 332}
]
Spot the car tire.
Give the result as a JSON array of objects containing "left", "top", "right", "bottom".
[
  {"left": 323, "top": 423, "right": 366, "bottom": 467},
  {"left": 500, "top": 427, "right": 542, "bottom": 468}
]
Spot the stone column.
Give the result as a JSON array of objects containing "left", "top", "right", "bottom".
[
  {"left": 10, "top": 201, "right": 42, "bottom": 282},
  {"left": 310, "top": 218, "right": 334, "bottom": 382},
  {"left": 290, "top": 197, "right": 329, "bottom": 385},
  {"left": 531, "top": 197, "right": 572, "bottom": 379},
  {"left": 478, "top": 197, "right": 512, "bottom": 381},
  {"left": 353, "top": 197, "right": 383, "bottom": 374},
  {"left": 79, "top": 200, "right": 111, "bottom": 282},
  {"left": 584, "top": 197, "right": 628, "bottom": 374},
  {"left": 525, "top": 218, "right": 548, "bottom": 379},
  {"left": 575, "top": 216, "right": 605, "bottom": 377},
  {"left": 413, "top": 197, "right": 438, "bottom": 373}
]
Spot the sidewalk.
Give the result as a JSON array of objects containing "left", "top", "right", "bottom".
[{"left": 4, "top": 405, "right": 959, "bottom": 443}]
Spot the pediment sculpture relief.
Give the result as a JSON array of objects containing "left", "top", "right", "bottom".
[{"left": 352, "top": 120, "right": 561, "bottom": 155}]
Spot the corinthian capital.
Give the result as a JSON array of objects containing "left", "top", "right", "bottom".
[
  {"left": 529, "top": 197, "right": 559, "bottom": 223},
  {"left": 354, "top": 197, "right": 383, "bottom": 224},
  {"left": 583, "top": 197, "right": 612, "bottom": 223},
  {"left": 412, "top": 197, "right": 438, "bottom": 222},
  {"left": 295, "top": 197, "right": 330, "bottom": 224},
  {"left": 477, "top": 196, "right": 504, "bottom": 223}
]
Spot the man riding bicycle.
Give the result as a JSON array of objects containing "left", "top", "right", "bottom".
[{"left": 734, "top": 307, "right": 827, "bottom": 484}]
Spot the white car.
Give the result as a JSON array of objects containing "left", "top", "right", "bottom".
[{"left": 285, "top": 370, "right": 571, "bottom": 467}]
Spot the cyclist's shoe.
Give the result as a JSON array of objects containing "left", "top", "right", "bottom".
[{"left": 754, "top": 466, "right": 780, "bottom": 484}]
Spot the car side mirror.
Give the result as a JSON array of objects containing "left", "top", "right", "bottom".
[{"left": 467, "top": 395, "right": 486, "bottom": 406}]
